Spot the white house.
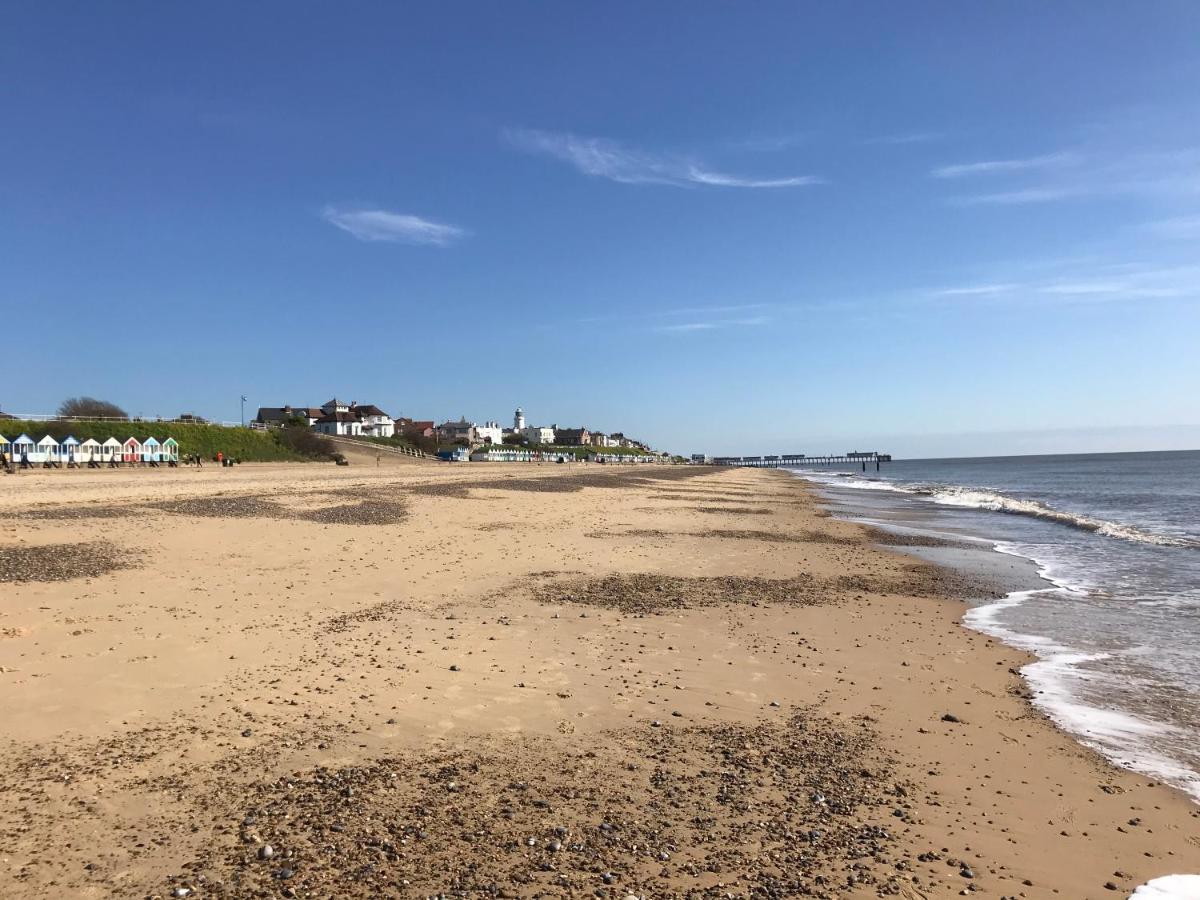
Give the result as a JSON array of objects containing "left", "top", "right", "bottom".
[
  {"left": 313, "top": 411, "right": 362, "bottom": 436},
  {"left": 475, "top": 421, "right": 504, "bottom": 445},
  {"left": 522, "top": 425, "right": 555, "bottom": 446},
  {"left": 353, "top": 404, "right": 395, "bottom": 438}
]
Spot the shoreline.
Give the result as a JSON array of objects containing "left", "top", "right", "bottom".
[
  {"left": 1, "top": 463, "right": 1198, "bottom": 897},
  {"left": 795, "top": 467, "right": 1200, "bottom": 807}
]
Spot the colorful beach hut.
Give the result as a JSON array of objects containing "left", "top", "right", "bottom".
[
  {"left": 162, "top": 437, "right": 179, "bottom": 464},
  {"left": 80, "top": 438, "right": 101, "bottom": 465},
  {"left": 0, "top": 434, "right": 9, "bottom": 461},
  {"left": 141, "top": 436, "right": 161, "bottom": 464},
  {"left": 61, "top": 435, "right": 80, "bottom": 466},
  {"left": 122, "top": 436, "right": 141, "bottom": 464},
  {"left": 37, "top": 435, "right": 60, "bottom": 466},
  {"left": 102, "top": 437, "right": 122, "bottom": 465},
  {"left": 12, "top": 433, "right": 35, "bottom": 466}
]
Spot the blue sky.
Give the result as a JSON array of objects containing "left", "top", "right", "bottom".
[{"left": 3, "top": 2, "right": 1199, "bottom": 456}]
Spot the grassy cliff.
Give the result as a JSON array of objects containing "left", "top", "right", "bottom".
[{"left": 0, "top": 420, "right": 313, "bottom": 462}]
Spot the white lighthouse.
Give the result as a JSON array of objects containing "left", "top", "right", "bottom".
[{"left": 514, "top": 407, "right": 526, "bottom": 431}]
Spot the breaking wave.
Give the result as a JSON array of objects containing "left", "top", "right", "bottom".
[{"left": 793, "top": 470, "right": 1199, "bottom": 549}]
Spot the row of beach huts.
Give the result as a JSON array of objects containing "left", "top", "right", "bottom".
[{"left": 0, "top": 433, "right": 182, "bottom": 468}]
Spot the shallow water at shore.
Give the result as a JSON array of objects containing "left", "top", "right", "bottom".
[{"left": 791, "top": 449, "right": 1200, "bottom": 803}]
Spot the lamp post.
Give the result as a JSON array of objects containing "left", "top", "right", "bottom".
[{"left": 240, "top": 395, "right": 247, "bottom": 427}]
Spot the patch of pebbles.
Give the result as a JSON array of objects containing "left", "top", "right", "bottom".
[
  {"left": 0, "top": 541, "right": 138, "bottom": 582},
  {"left": 23, "top": 503, "right": 143, "bottom": 520},
  {"left": 294, "top": 499, "right": 408, "bottom": 526},
  {"left": 532, "top": 572, "right": 830, "bottom": 614},
  {"left": 167, "top": 710, "right": 912, "bottom": 899}
]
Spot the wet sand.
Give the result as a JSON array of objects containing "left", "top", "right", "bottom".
[{"left": 1, "top": 462, "right": 1197, "bottom": 898}]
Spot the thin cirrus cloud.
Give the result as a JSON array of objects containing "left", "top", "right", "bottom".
[
  {"left": 932, "top": 151, "right": 1080, "bottom": 179},
  {"left": 863, "top": 131, "right": 944, "bottom": 146},
  {"left": 504, "top": 128, "right": 823, "bottom": 189},
  {"left": 322, "top": 205, "right": 467, "bottom": 246},
  {"left": 656, "top": 316, "right": 771, "bottom": 333},
  {"left": 949, "top": 187, "right": 1077, "bottom": 206},
  {"left": 1142, "top": 214, "right": 1200, "bottom": 240},
  {"left": 932, "top": 264, "right": 1199, "bottom": 304}
]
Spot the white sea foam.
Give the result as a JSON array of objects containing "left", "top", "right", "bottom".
[
  {"left": 1128, "top": 875, "right": 1200, "bottom": 898},
  {"left": 791, "top": 470, "right": 1199, "bottom": 549},
  {"left": 965, "top": 588, "right": 1200, "bottom": 802}
]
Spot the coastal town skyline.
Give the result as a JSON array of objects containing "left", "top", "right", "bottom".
[{"left": 5, "top": 3, "right": 1199, "bottom": 457}]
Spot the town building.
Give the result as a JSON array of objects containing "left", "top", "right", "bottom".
[
  {"left": 475, "top": 421, "right": 504, "bottom": 445},
  {"left": 351, "top": 404, "right": 395, "bottom": 438},
  {"left": 513, "top": 407, "right": 526, "bottom": 431},
  {"left": 522, "top": 425, "right": 555, "bottom": 445},
  {"left": 254, "top": 405, "right": 323, "bottom": 427},
  {"left": 437, "top": 417, "right": 477, "bottom": 444},
  {"left": 397, "top": 418, "right": 435, "bottom": 439},
  {"left": 257, "top": 398, "right": 394, "bottom": 437},
  {"left": 553, "top": 426, "right": 591, "bottom": 446}
]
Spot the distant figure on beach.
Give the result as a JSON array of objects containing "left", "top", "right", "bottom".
[{"left": 216, "top": 451, "right": 224, "bottom": 466}]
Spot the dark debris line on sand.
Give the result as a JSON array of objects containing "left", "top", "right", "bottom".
[
  {"left": 0, "top": 541, "right": 139, "bottom": 582},
  {"left": 168, "top": 711, "right": 912, "bottom": 899}
]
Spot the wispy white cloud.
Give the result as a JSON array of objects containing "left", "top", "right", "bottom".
[
  {"left": 1142, "top": 214, "right": 1200, "bottom": 240},
  {"left": 951, "top": 187, "right": 1076, "bottom": 206},
  {"left": 932, "top": 283, "right": 1022, "bottom": 296},
  {"left": 932, "top": 264, "right": 1200, "bottom": 304},
  {"left": 505, "top": 128, "right": 823, "bottom": 189},
  {"left": 933, "top": 151, "right": 1080, "bottom": 179},
  {"left": 656, "top": 316, "right": 770, "bottom": 333},
  {"left": 322, "top": 205, "right": 466, "bottom": 246},
  {"left": 864, "top": 131, "right": 944, "bottom": 146}
]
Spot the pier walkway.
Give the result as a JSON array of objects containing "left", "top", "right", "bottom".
[{"left": 712, "top": 452, "right": 891, "bottom": 471}]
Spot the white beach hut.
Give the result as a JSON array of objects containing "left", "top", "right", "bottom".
[
  {"left": 36, "top": 434, "right": 60, "bottom": 466},
  {"left": 80, "top": 438, "right": 101, "bottom": 465},
  {"left": 141, "top": 436, "right": 161, "bottom": 464},
  {"left": 102, "top": 437, "right": 122, "bottom": 465},
  {"left": 12, "top": 433, "right": 35, "bottom": 465},
  {"left": 61, "top": 435, "right": 80, "bottom": 466},
  {"left": 122, "top": 436, "right": 141, "bottom": 464}
]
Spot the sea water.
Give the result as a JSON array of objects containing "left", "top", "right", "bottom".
[{"left": 788, "top": 450, "right": 1200, "bottom": 803}]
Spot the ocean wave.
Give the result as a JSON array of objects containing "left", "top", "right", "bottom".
[
  {"left": 921, "top": 486, "right": 1200, "bottom": 548},
  {"left": 793, "top": 471, "right": 1199, "bottom": 549}
]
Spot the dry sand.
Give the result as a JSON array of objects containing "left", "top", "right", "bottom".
[{"left": 1, "top": 461, "right": 1197, "bottom": 899}]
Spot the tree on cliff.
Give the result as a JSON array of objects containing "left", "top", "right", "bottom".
[{"left": 57, "top": 396, "right": 129, "bottom": 420}]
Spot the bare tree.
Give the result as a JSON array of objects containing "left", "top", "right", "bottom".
[{"left": 57, "top": 397, "right": 129, "bottom": 420}]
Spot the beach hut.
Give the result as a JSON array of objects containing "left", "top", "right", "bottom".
[
  {"left": 80, "top": 438, "right": 101, "bottom": 465},
  {"left": 122, "top": 436, "right": 141, "bottom": 464},
  {"left": 12, "top": 433, "right": 35, "bottom": 466},
  {"left": 141, "top": 436, "right": 161, "bottom": 465},
  {"left": 61, "top": 435, "right": 80, "bottom": 466},
  {"left": 102, "top": 437, "right": 122, "bottom": 465},
  {"left": 162, "top": 437, "right": 179, "bottom": 465},
  {"left": 37, "top": 434, "right": 60, "bottom": 467},
  {"left": 0, "top": 433, "right": 9, "bottom": 460}
]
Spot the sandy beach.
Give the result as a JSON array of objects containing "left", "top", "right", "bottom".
[{"left": 1, "top": 461, "right": 1197, "bottom": 899}]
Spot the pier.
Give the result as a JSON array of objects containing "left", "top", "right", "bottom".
[{"left": 712, "top": 451, "right": 891, "bottom": 471}]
